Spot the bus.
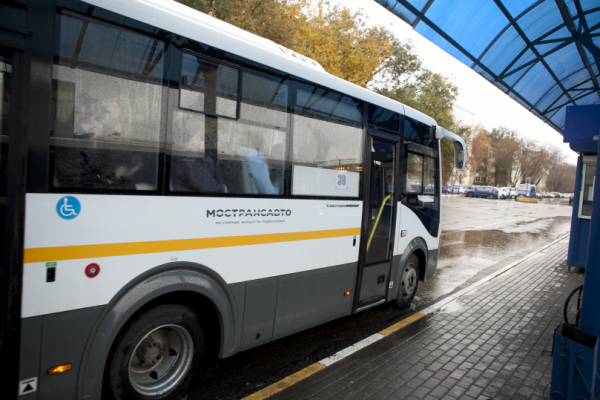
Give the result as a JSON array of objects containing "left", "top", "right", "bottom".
[{"left": 0, "top": 0, "right": 466, "bottom": 398}]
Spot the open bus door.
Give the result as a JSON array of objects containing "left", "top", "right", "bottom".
[
  {"left": 354, "top": 131, "right": 399, "bottom": 312},
  {"left": 0, "top": 32, "right": 27, "bottom": 397}
]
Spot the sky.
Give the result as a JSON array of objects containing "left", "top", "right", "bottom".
[{"left": 325, "top": 0, "right": 578, "bottom": 164}]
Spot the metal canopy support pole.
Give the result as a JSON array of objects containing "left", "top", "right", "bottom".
[{"left": 579, "top": 139, "right": 600, "bottom": 337}]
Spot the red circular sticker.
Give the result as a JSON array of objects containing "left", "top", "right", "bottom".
[{"left": 85, "top": 263, "right": 100, "bottom": 278}]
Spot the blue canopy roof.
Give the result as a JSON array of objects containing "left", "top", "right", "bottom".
[{"left": 375, "top": 0, "right": 600, "bottom": 133}]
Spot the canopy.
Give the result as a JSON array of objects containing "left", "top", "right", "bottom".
[{"left": 375, "top": 0, "right": 600, "bottom": 133}]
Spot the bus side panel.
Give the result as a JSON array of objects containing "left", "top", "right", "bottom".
[
  {"left": 37, "top": 307, "right": 103, "bottom": 400},
  {"left": 240, "top": 277, "right": 277, "bottom": 351},
  {"left": 19, "top": 317, "right": 43, "bottom": 400},
  {"left": 272, "top": 262, "right": 356, "bottom": 340}
]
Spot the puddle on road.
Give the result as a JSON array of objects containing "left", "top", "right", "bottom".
[
  {"left": 414, "top": 216, "right": 571, "bottom": 307},
  {"left": 436, "top": 299, "right": 462, "bottom": 314}
]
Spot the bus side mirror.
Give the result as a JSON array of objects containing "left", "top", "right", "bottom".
[
  {"left": 453, "top": 142, "right": 465, "bottom": 170},
  {"left": 434, "top": 126, "right": 467, "bottom": 171}
]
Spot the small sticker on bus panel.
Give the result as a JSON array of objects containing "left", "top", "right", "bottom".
[
  {"left": 19, "top": 377, "right": 37, "bottom": 395},
  {"left": 56, "top": 196, "right": 81, "bottom": 220}
]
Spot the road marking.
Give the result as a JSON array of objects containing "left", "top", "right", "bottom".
[
  {"left": 320, "top": 333, "right": 386, "bottom": 366},
  {"left": 242, "top": 233, "right": 570, "bottom": 399},
  {"left": 450, "top": 285, "right": 477, "bottom": 299},
  {"left": 379, "top": 313, "right": 425, "bottom": 336},
  {"left": 243, "top": 363, "right": 325, "bottom": 400}
]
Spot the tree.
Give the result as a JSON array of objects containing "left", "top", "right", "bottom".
[
  {"left": 488, "top": 127, "right": 519, "bottom": 187},
  {"left": 293, "top": 1, "right": 394, "bottom": 87},
  {"left": 468, "top": 126, "right": 492, "bottom": 184},
  {"left": 177, "top": 0, "right": 397, "bottom": 88},
  {"left": 510, "top": 139, "right": 562, "bottom": 187},
  {"left": 375, "top": 66, "right": 457, "bottom": 130},
  {"left": 176, "top": 0, "right": 308, "bottom": 50},
  {"left": 546, "top": 162, "right": 576, "bottom": 192}
]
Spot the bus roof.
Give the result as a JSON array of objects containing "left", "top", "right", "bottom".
[{"left": 84, "top": 0, "right": 436, "bottom": 128}]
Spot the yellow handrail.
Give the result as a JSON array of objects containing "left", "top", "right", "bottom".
[{"left": 366, "top": 193, "right": 392, "bottom": 252}]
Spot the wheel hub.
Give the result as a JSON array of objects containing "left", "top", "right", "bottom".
[
  {"left": 131, "top": 331, "right": 167, "bottom": 373},
  {"left": 128, "top": 324, "right": 194, "bottom": 396},
  {"left": 401, "top": 266, "right": 417, "bottom": 299}
]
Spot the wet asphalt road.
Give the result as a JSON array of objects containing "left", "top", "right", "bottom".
[{"left": 188, "top": 197, "right": 573, "bottom": 400}]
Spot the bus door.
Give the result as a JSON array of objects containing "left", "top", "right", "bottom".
[
  {"left": 355, "top": 133, "right": 398, "bottom": 311},
  {"left": 0, "top": 36, "right": 26, "bottom": 394}
]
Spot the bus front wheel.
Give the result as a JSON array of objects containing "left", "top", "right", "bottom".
[
  {"left": 105, "top": 304, "right": 205, "bottom": 400},
  {"left": 396, "top": 254, "right": 420, "bottom": 309}
]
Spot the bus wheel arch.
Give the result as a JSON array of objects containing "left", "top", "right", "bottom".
[
  {"left": 396, "top": 253, "right": 420, "bottom": 309},
  {"left": 392, "top": 239, "right": 428, "bottom": 309},
  {"left": 104, "top": 303, "right": 206, "bottom": 400},
  {"left": 78, "top": 263, "right": 239, "bottom": 400},
  {"left": 411, "top": 248, "right": 427, "bottom": 282}
]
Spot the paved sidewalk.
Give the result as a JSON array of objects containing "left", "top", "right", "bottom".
[{"left": 271, "top": 238, "right": 583, "bottom": 400}]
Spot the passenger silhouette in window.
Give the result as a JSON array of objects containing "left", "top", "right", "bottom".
[
  {"left": 53, "top": 97, "right": 137, "bottom": 189},
  {"left": 237, "top": 132, "right": 282, "bottom": 195},
  {"left": 170, "top": 134, "right": 227, "bottom": 193}
]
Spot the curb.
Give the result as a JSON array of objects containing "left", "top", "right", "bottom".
[
  {"left": 442, "top": 194, "right": 463, "bottom": 198},
  {"left": 516, "top": 197, "right": 539, "bottom": 203},
  {"left": 242, "top": 234, "right": 570, "bottom": 400}
]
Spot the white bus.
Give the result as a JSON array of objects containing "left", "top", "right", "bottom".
[{"left": 0, "top": 0, "right": 465, "bottom": 398}]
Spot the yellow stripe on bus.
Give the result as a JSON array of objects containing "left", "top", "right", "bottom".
[{"left": 23, "top": 228, "right": 361, "bottom": 264}]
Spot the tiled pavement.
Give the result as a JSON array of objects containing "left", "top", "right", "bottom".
[{"left": 271, "top": 238, "right": 583, "bottom": 400}]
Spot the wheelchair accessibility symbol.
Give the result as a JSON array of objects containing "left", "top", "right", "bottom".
[{"left": 56, "top": 196, "right": 81, "bottom": 220}]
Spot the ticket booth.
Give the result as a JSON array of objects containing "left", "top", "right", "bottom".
[
  {"left": 565, "top": 105, "right": 599, "bottom": 270},
  {"left": 551, "top": 105, "right": 600, "bottom": 397}
]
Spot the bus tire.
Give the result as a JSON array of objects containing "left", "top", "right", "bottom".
[
  {"left": 105, "top": 304, "right": 205, "bottom": 400},
  {"left": 396, "top": 254, "right": 420, "bottom": 309}
]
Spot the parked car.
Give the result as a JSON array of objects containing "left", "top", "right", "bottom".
[
  {"left": 516, "top": 183, "right": 537, "bottom": 198},
  {"left": 499, "top": 187, "right": 516, "bottom": 199},
  {"left": 464, "top": 185, "right": 481, "bottom": 197},
  {"left": 443, "top": 184, "right": 464, "bottom": 195},
  {"left": 465, "top": 186, "right": 499, "bottom": 199}
]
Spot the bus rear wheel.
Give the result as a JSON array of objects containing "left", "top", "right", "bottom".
[
  {"left": 105, "top": 304, "right": 205, "bottom": 400},
  {"left": 396, "top": 254, "right": 420, "bottom": 309}
]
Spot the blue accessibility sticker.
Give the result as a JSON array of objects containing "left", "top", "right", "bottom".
[{"left": 56, "top": 196, "right": 81, "bottom": 220}]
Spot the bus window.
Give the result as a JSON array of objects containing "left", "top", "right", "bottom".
[
  {"left": 405, "top": 153, "right": 423, "bottom": 194},
  {"left": 294, "top": 81, "right": 363, "bottom": 125},
  {"left": 402, "top": 138, "right": 440, "bottom": 237},
  {"left": 51, "top": 14, "right": 164, "bottom": 191},
  {"left": 291, "top": 115, "right": 362, "bottom": 197},
  {"left": 367, "top": 104, "right": 400, "bottom": 134},
  {"left": 180, "top": 53, "right": 239, "bottom": 119},
  {"left": 242, "top": 69, "right": 289, "bottom": 110},
  {"left": 404, "top": 117, "right": 434, "bottom": 147},
  {"left": 424, "top": 157, "right": 437, "bottom": 194},
  {"left": 170, "top": 67, "right": 287, "bottom": 195}
]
